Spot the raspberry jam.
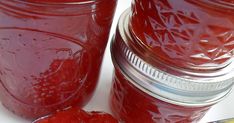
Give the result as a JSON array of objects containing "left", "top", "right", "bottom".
[
  {"left": 130, "top": 0, "right": 234, "bottom": 70},
  {"left": 110, "top": 9, "right": 234, "bottom": 123},
  {"left": 110, "top": 69, "right": 210, "bottom": 123},
  {"left": 0, "top": 0, "right": 116, "bottom": 119},
  {"left": 33, "top": 107, "right": 118, "bottom": 123}
]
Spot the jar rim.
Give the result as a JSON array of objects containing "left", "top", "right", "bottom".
[
  {"left": 0, "top": 0, "right": 115, "bottom": 16},
  {"left": 14, "top": 0, "right": 101, "bottom": 5}
]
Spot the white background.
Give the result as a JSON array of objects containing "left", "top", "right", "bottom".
[{"left": 1, "top": 0, "right": 234, "bottom": 123}]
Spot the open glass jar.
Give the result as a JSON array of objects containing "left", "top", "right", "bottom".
[
  {"left": 0, "top": 0, "right": 117, "bottom": 119},
  {"left": 110, "top": 8, "right": 234, "bottom": 123}
]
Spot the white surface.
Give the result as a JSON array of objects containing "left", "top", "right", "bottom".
[{"left": 1, "top": 0, "right": 234, "bottom": 123}]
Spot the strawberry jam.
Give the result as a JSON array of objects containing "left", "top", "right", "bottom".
[
  {"left": 33, "top": 107, "right": 118, "bottom": 123},
  {"left": 110, "top": 69, "right": 210, "bottom": 123},
  {"left": 110, "top": 9, "right": 234, "bottom": 123},
  {"left": 130, "top": 0, "right": 234, "bottom": 70},
  {"left": 0, "top": 0, "right": 117, "bottom": 119}
]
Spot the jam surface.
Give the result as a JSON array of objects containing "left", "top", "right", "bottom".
[
  {"left": 0, "top": 0, "right": 116, "bottom": 119},
  {"left": 110, "top": 69, "right": 211, "bottom": 123},
  {"left": 130, "top": 0, "right": 234, "bottom": 69},
  {"left": 34, "top": 107, "right": 118, "bottom": 123}
]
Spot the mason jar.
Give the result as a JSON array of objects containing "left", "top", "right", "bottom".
[
  {"left": 110, "top": 9, "right": 234, "bottom": 123},
  {"left": 0, "top": 0, "right": 117, "bottom": 119}
]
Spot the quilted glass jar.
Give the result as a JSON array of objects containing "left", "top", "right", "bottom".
[{"left": 110, "top": 9, "right": 234, "bottom": 123}]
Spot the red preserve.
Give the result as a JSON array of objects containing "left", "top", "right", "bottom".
[
  {"left": 110, "top": 9, "right": 234, "bottom": 123},
  {"left": 33, "top": 106, "right": 118, "bottom": 123},
  {"left": 130, "top": 0, "right": 234, "bottom": 70},
  {"left": 0, "top": 0, "right": 117, "bottom": 119}
]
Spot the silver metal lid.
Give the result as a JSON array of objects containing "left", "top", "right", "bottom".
[{"left": 111, "top": 9, "right": 234, "bottom": 107}]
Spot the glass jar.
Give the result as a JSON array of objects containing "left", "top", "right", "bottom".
[
  {"left": 0, "top": 0, "right": 117, "bottom": 119},
  {"left": 110, "top": 9, "right": 234, "bottom": 123},
  {"left": 130, "top": 0, "right": 234, "bottom": 70}
]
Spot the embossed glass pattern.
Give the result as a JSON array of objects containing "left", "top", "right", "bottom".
[{"left": 130, "top": 0, "right": 234, "bottom": 70}]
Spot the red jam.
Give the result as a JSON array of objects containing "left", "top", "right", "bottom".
[
  {"left": 130, "top": 0, "right": 234, "bottom": 69},
  {"left": 110, "top": 69, "right": 211, "bottom": 123},
  {"left": 0, "top": 0, "right": 116, "bottom": 119},
  {"left": 34, "top": 107, "right": 118, "bottom": 123},
  {"left": 110, "top": 7, "right": 234, "bottom": 123}
]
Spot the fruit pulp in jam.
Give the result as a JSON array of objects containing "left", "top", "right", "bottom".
[
  {"left": 130, "top": 0, "right": 234, "bottom": 69},
  {"left": 110, "top": 69, "right": 211, "bottom": 123},
  {"left": 34, "top": 106, "right": 118, "bottom": 123},
  {"left": 0, "top": 0, "right": 116, "bottom": 119}
]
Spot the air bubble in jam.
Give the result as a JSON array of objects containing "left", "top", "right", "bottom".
[{"left": 130, "top": 0, "right": 234, "bottom": 69}]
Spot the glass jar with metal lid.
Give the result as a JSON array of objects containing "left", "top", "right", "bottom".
[{"left": 110, "top": 9, "right": 234, "bottom": 123}]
